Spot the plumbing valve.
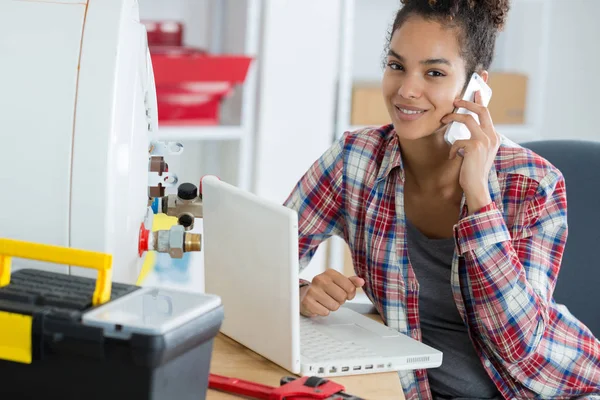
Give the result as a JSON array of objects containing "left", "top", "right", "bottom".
[
  {"left": 154, "top": 182, "right": 203, "bottom": 230},
  {"left": 147, "top": 140, "right": 183, "bottom": 199},
  {"left": 148, "top": 156, "right": 179, "bottom": 198},
  {"left": 138, "top": 223, "right": 201, "bottom": 259},
  {"left": 149, "top": 141, "right": 184, "bottom": 156}
]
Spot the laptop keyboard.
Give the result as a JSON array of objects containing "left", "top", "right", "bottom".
[
  {"left": 0, "top": 269, "right": 138, "bottom": 311},
  {"left": 300, "top": 317, "right": 377, "bottom": 362}
]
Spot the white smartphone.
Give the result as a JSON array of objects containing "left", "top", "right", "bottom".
[{"left": 444, "top": 72, "right": 493, "bottom": 145}]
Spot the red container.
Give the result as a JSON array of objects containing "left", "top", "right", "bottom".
[
  {"left": 155, "top": 81, "right": 231, "bottom": 125},
  {"left": 150, "top": 47, "right": 253, "bottom": 85},
  {"left": 144, "top": 21, "right": 184, "bottom": 47},
  {"left": 143, "top": 21, "right": 253, "bottom": 125},
  {"left": 150, "top": 46, "right": 253, "bottom": 125}
]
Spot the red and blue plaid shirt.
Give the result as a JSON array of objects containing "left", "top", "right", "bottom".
[{"left": 284, "top": 125, "right": 600, "bottom": 399}]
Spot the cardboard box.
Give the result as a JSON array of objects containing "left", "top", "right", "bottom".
[
  {"left": 487, "top": 72, "right": 528, "bottom": 125},
  {"left": 351, "top": 83, "right": 391, "bottom": 126}
]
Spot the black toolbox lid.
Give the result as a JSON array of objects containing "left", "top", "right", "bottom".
[{"left": 0, "top": 269, "right": 223, "bottom": 368}]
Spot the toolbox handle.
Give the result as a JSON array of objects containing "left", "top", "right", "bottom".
[{"left": 0, "top": 239, "right": 113, "bottom": 306}]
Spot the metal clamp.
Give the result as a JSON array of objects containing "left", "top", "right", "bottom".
[{"left": 149, "top": 140, "right": 184, "bottom": 156}]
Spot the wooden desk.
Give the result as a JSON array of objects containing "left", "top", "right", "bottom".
[{"left": 206, "top": 313, "right": 406, "bottom": 399}]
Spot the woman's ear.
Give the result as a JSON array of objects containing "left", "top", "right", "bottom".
[{"left": 480, "top": 70, "right": 489, "bottom": 83}]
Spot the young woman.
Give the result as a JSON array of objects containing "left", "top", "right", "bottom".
[{"left": 284, "top": 0, "right": 600, "bottom": 399}]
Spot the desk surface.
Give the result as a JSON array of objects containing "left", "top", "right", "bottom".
[{"left": 206, "top": 314, "right": 406, "bottom": 399}]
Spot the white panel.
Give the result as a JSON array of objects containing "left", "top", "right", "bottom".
[
  {"left": 541, "top": 0, "right": 600, "bottom": 142},
  {"left": 138, "top": 0, "right": 187, "bottom": 20},
  {"left": 20, "top": 0, "right": 86, "bottom": 3},
  {"left": 253, "top": 0, "right": 343, "bottom": 278},
  {"left": 70, "top": 0, "right": 150, "bottom": 283},
  {"left": 352, "top": 0, "right": 400, "bottom": 82},
  {"left": 254, "top": 0, "right": 342, "bottom": 203},
  {"left": 138, "top": 0, "right": 211, "bottom": 48},
  {"left": 491, "top": 0, "right": 550, "bottom": 136},
  {"left": 231, "top": 0, "right": 261, "bottom": 192},
  {"left": 0, "top": 1, "right": 86, "bottom": 273}
]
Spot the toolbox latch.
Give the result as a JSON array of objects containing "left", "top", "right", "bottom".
[{"left": 0, "top": 311, "right": 32, "bottom": 364}]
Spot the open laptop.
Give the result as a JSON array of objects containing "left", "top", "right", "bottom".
[{"left": 201, "top": 176, "right": 442, "bottom": 377}]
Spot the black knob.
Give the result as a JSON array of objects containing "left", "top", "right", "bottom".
[
  {"left": 177, "top": 183, "right": 198, "bottom": 200},
  {"left": 178, "top": 214, "right": 194, "bottom": 229}
]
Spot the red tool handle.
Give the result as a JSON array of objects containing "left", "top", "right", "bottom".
[
  {"left": 271, "top": 376, "right": 349, "bottom": 399},
  {"left": 209, "top": 373, "right": 274, "bottom": 399},
  {"left": 208, "top": 373, "right": 359, "bottom": 400}
]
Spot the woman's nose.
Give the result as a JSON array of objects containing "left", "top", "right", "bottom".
[{"left": 397, "top": 76, "right": 422, "bottom": 100}]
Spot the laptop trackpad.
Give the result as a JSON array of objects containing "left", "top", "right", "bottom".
[{"left": 319, "top": 323, "right": 377, "bottom": 343}]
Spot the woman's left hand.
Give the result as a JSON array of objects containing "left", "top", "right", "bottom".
[{"left": 442, "top": 90, "right": 500, "bottom": 215}]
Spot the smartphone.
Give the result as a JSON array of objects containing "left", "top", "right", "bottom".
[{"left": 444, "top": 72, "right": 493, "bottom": 145}]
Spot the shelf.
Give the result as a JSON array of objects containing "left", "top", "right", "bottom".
[{"left": 153, "top": 125, "right": 245, "bottom": 141}]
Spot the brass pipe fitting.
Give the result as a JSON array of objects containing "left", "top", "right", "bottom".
[{"left": 151, "top": 225, "right": 202, "bottom": 258}]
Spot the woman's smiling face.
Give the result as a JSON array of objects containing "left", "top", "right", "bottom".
[{"left": 382, "top": 15, "right": 468, "bottom": 141}]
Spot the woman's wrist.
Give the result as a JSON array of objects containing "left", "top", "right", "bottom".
[{"left": 465, "top": 188, "right": 492, "bottom": 215}]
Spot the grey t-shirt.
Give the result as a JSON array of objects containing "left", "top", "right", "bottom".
[{"left": 406, "top": 220, "right": 503, "bottom": 400}]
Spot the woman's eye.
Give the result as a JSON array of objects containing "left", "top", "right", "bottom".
[
  {"left": 427, "top": 70, "right": 445, "bottom": 77},
  {"left": 387, "top": 62, "right": 403, "bottom": 71}
]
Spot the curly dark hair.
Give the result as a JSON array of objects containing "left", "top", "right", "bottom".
[{"left": 386, "top": 0, "right": 510, "bottom": 81}]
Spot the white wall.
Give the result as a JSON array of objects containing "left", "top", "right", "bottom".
[
  {"left": 352, "top": 0, "right": 400, "bottom": 82},
  {"left": 253, "top": 0, "right": 342, "bottom": 203},
  {"left": 139, "top": 0, "right": 189, "bottom": 20},
  {"left": 252, "top": 0, "right": 344, "bottom": 279},
  {"left": 541, "top": 0, "right": 600, "bottom": 142},
  {"left": 138, "top": 0, "right": 211, "bottom": 48}
]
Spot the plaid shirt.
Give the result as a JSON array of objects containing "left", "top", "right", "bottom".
[{"left": 284, "top": 125, "right": 600, "bottom": 399}]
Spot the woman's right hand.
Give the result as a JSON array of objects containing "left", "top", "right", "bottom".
[{"left": 300, "top": 269, "right": 365, "bottom": 317}]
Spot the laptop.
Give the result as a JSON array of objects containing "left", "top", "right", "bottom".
[{"left": 201, "top": 176, "right": 442, "bottom": 377}]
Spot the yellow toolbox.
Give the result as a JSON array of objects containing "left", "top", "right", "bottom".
[{"left": 0, "top": 238, "right": 223, "bottom": 399}]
